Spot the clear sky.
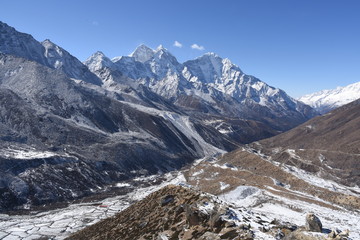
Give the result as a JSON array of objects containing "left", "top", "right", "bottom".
[{"left": 1, "top": 0, "right": 360, "bottom": 98}]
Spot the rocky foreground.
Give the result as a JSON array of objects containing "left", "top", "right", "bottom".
[{"left": 67, "top": 185, "right": 351, "bottom": 240}]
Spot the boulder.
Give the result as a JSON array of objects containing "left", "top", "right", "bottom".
[
  {"left": 209, "top": 211, "right": 226, "bottom": 232},
  {"left": 305, "top": 212, "right": 322, "bottom": 232},
  {"left": 160, "top": 195, "right": 175, "bottom": 206},
  {"left": 184, "top": 204, "right": 208, "bottom": 227},
  {"left": 198, "top": 232, "right": 221, "bottom": 240}
]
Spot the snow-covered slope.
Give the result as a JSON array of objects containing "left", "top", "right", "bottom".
[
  {"left": 42, "top": 39, "right": 101, "bottom": 85},
  {"left": 129, "top": 44, "right": 155, "bottom": 63},
  {"left": 183, "top": 52, "right": 309, "bottom": 112},
  {"left": 0, "top": 21, "right": 101, "bottom": 85},
  {"left": 299, "top": 81, "right": 360, "bottom": 114},
  {"left": 0, "top": 21, "right": 49, "bottom": 66}
]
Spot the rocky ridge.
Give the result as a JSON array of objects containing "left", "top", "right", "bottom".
[
  {"left": 68, "top": 184, "right": 354, "bottom": 240},
  {"left": 65, "top": 185, "right": 296, "bottom": 240},
  {"left": 0, "top": 21, "right": 101, "bottom": 85}
]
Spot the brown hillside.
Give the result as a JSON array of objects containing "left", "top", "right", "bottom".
[
  {"left": 252, "top": 99, "right": 360, "bottom": 187},
  {"left": 257, "top": 99, "right": 360, "bottom": 152}
]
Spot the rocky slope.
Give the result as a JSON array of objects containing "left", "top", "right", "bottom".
[
  {"left": 65, "top": 185, "right": 296, "bottom": 240},
  {"left": 0, "top": 21, "right": 101, "bottom": 85},
  {"left": 0, "top": 53, "right": 233, "bottom": 211},
  {"left": 182, "top": 150, "right": 359, "bottom": 239},
  {"left": 67, "top": 184, "right": 356, "bottom": 240},
  {"left": 299, "top": 81, "right": 360, "bottom": 114}
]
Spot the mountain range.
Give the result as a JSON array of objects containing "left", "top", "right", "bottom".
[
  {"left": 299, "top": 81, "right": 360, "bottom": 114},
  {"left": 85, "top": 44, "right": 316, "bottom": 131},
  {"left": 1, "top": 20, "right": 315, "bottom": 211}
]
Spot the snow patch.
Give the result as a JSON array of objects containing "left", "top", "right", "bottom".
[
  {"left": 220, "top": 186, "right": 262, "bottom": 207},
  {"left": 115, "top": 183, "right": 131, "bottom": 188},
  {"left": 192, "top": 169, "right": 204, "bottom": 177},
  {"left": 219, "top": 182, "right": 230, "bottom": 191},
  {"left": 282, "top": 164, "right": 360, "bottom": 196},
  {"left": 0, "top": 148, "right": 59, "bottom": 160},
  {"left": 213, "top": 163, "right": 238, "bottom": 171}
]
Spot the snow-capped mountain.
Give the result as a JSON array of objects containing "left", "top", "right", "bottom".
[
  {"left": 0, "top": 21, "right": 101, "bottom": 85},
  {"left": 0, "top": 22, "right": 252, "bottom": 211},
  {"left": 129, "top": 44, "right": 156, "bottom": 63},
  {"left": 85, "top": 45, "right": 317, "bottom": 131},
  {"left": 183, "top": 52, "right": 309, "bottom": 112},
  {"left": 299, "top": 81, "right": 360, "bottom": 114},
  {"left": 0, "top": 21, "right": 49, "bottom": 66},
  {"left": 41, "top": 39, "right": 101, "bottom": 85}
]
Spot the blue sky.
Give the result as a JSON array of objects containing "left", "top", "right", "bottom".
[{"left": 1, "top": 0, "right": 360, "bottom": 97}]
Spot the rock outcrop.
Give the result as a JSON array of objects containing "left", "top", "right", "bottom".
[
  {"left": 327, "top": 229, "right": 350, "bottom": 240},
  {"left": 305, "top": 212, "right": 322, "bottom": 232}
]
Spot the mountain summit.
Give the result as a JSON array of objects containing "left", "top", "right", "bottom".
[{"left": 129, "top": 44, "right": 156, "bottom": 62}]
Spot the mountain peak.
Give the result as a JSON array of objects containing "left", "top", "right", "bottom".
[
  {"left": 42, "top": 39, "right": 55, "bottom": 45},
  {"left": 130, "top": 44, "right": 155, "bottom": 63},
  {"left": 0, "top": 21, "right": 14, "bottom": 31},
  {"left": 203, "top": 52, "right": 220, "bottom": 58},
  {"left": 84, "top": 51, "right": 113, "bottom": 70},
  {"left": 93, "top": 51, "right": 107, "bottom": 58},
  {"left": 155, "top": 44, "right": 166, "bottom": 52}
]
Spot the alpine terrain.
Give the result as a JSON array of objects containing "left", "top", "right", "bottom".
[
  {"left": 299, "top": 81, "right": 360, "bottom": 114},
  {"left": 1, "top": 20, "right": 358, "bottom": 240},
  {"left": 0, "top": 21, "right": 317, "bottom": 212}
]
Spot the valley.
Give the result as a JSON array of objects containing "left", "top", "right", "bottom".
[{"left": 0, "top": 19, "right": 359, "bottom": 240}]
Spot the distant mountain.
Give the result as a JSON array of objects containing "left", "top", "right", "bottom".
[
  {"left": 299, "top": 81, "right": 360, "bottom": 114},
  {"left": 85, "top": 45, "right": 317, "bottom": 131},
  {"left": 129, "top": 44, "right": 156, "bottom": 62}
]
